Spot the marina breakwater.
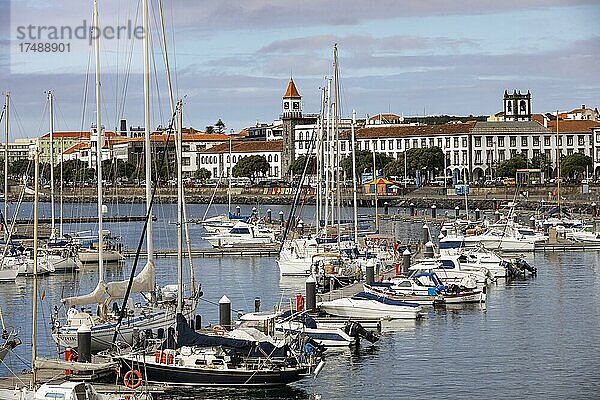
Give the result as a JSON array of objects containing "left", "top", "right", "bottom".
[{"left": 6, "top": 184, "right": 600, "bottom": 213}]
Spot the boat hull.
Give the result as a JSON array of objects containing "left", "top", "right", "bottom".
[
  {"left": 78, "top": 250, "right": 123, "bottom": 264},
  {"left": 318, "top": 298, "right": 421, "bottom": 320},
  {"left": 118, "top": 356, "right": 310, "bottom": 387}
]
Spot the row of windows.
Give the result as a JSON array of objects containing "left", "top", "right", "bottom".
[
  {"left": 474, "top": 135, "right": 591, "bottom": 148},
  {"left": 201, "top": 153, "right": 279, "bottom": 165}
]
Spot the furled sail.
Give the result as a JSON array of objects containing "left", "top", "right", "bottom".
[
  {"left": 62, "top": 261, "right": 155, "bottom": 306},
  {"left": 105, "top": 260, "right": 155, "bottom": 301},
  {"left": 62, "top": 281, "right": 107, "bottom": 306}
]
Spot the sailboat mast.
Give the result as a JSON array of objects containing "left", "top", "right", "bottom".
[
  {"left": 228, "top": 138, "right": 232, "bottom": 214},
  {"left": 333, "top": 45, "right": 341, "bottom": 242},
  {"left": 316, "top": 86, "right": 325, "bottom": 234},
  {"left": 176, "top": 100, "right": 183, "bottom": 313},
  {"left": 31, "top": 145, "right": 39, "bottom": 388},
  {"left": 372, "top": 147, "right": 379, "bottom": 231},
  {"left": 48, "top": 91, "right": 56, "bottom": 238},
  {"left": 4, "top": 93, "right": 8, "bottom": 233},
  {"left": 93, "top": 0, "right": 104, "bottom": 281},
  {"left": 143, "top": 0, "right": 154, "bottom": 265},
  {"left": 324, "top": 79, "right": 331, "bottom": 232},
  {"left": 59, "top": 136, "right": 63, "bottom": 238},
  {"left": 556, "top": 110, "right": 561, "bottom": 213},
  {"left": 351, "top": 110, "right": 358, "bottom": 243}
]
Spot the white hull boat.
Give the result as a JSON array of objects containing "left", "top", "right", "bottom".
[
  {"left": 204, "top": 222, "right": 275, "bottom": 248},
  {"left": 318, "top": 292, "right": 421, "bottom": 320}
]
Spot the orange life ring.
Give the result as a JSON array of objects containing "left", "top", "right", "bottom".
[
  {"left": 124, "top": 370, "right": 142, "bottom": 389},
  {"left": 213, "top": 324, "right": 226, "bottom": 336}
]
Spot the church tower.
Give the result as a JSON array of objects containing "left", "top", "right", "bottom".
[
  {"left": 503, "top": 90, "right": 532, "bottom": 121},
  {"left": 281, "top": 78, "right": 302, "bottom": 178}
]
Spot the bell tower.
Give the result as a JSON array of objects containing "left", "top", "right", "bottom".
[
  {"left": 281, "top": 78, "right": 302, "bottom": 177},
  {"left": 504, "top": 90, "right": 532, "bottom": 121}
]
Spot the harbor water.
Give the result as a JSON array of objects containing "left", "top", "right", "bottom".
[{"left": 1, "top": 202, "right": 599, "bottom": 399}]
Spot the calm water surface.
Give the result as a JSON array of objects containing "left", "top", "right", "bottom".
[{"left": 1, "top": 203, "right": 599, "bottom": 399}]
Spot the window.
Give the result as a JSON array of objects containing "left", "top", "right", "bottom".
[
  {"left": 521, "top": 137, "right": 527, "bottom": 147},
  {"left": 182, "top": 157, "right": 191, "bottom": 166},
  {"left": 381, "top": 141, "right": 385, "bottom": 150},
  {"left": 533, "top": 149, "right": 540, "bottom": 157},
  {"left": 293, "top": 102, "right": 300, "bottom": 110},
  {"left": 405, "top": 139, "right": 410, "bottom": 149},
  {"left": 520, "top": 100, "right": 527, "bottom": 112},
  {"left": 533, "top": 136, "right": 539, "bottom": 146},
  {"left": 462, "top": 138, "right": 467, "bottom": 147},
  {"left": 510, "top": 137, "right": 516, "bottom": 147},
  {"left": 445, "top": 137, "right": 450, "bottom": 148},
  {"left": 486, "top": 137, "right": 493, "bottom": 147},
  {"left": 298, "top": 141, "right": 303, "bottom": 150},
  {"left": 578, "top": 135, "right": 585, "bottom": 146},
  {"left": 412, "top": 139, "right": 418, "bottom": 148},
  {"left": 567, "top": 148, "right": 573, "bottom": 155},
  {"left": 341, "top": 142, "right": 346, "bottom": 152},
  {"left": 567, "top": 136, "right": 573, "bottom": 146},
  {"left": 284, "top": 102, "right": 289, "bottom": 110},
  {"left": 453, "top": 151, "right": 459, "bottom": 164},
  {"left": 274, "top": 166, "right": 278, "bottom": 176},
  {"left": 498, "top": 137, "right": 504, "bottom": 147},
  {"left": 226, "top": 155, "right": 230, "bottom": 163},
  {"left": 396, "top": 139, "right": 402, "bottom": 150},
  {"left": 454, "top": 137, "right": 459, "bottom": 147},
  {"left": 364, "top": 141, "right": 369, "bottom": 150},
  {"left": 373, "top": 141, "right": 377, "bottom": 150},
  {"left": 461, "top": 150, "right": 467, "bottom": 165},
  {"left": 475, "top": 150, "right": 482, "bottom": 164},
  {"left": 268, "top": 155, "right": 272, "bottom": 162},
  {"left": 475, "top": 137, "right": 481, "bottom": 147},
  {"left": 544, "top": 136, "right": 551, "bottom": 146},
  {"left": 429, "top": 138, "right": 434, "bottom": 147},
  {"left": 437, "top": 138, "right": 442, "bottom": 147},
  {"left": 274, "top": 154, "right": 278, "bottom": 162},
  {"left": 389, "top": 140, "right": 393, "bottom": 150},
  {"left": 421, "top": 138, "right": 426, "bottom": 147},
  {"left": 507, "top": 101, "right": 512, "bottom": 112},
  {"left": 498, "top": 150, "right": 505, "bottom": 162},
  {"left": 510, "top": 149, "right": 517, "bottom": 157}
]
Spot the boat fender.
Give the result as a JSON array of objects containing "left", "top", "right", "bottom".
[
  {"left": 124, "top": 370, "right": 143, "bottom": 389},
  {"left": 160, "top": 352, "right": 167, "bottom": 364},
  {"left": 313, "top": 360, "right": 326, "bottom": 378},
  {"left": 155, "top": 351, "right": 161, "bottom": 363},
  {"left": 213, "top": 324, "right": 226, "bottom": 336},
  {"left": 167, "top": 351, "right": 174, "bottom": 365}
]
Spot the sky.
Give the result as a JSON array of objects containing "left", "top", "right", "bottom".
[{"left": 0, "top": 0, "right": 599, "bottom": 138}]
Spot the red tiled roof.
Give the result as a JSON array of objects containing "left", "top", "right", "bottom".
[
  {"left": 349, "top": 122, "right": 476, "bottom": 139},
  {"left": 547, "top": 120, "right": 600, "bottom": 133},
  {"left": 200, "top": 140, "right": 283, "bottom": 154},
  {"left": 40, "top": 131, "right": 117, "bottom": 139},
  {"left": 283, "top": 79, "right": 301, "bottom": 98},
  {"left": 63, "top": 143, "right": 90, "bottom": 155}
]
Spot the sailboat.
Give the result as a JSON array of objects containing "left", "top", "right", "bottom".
[
  {"left": 0, "top": 144, "right": 129, "bottom": 400},
  {"left": 0, "top": 305, "right": 21, "bottom": 362},
  {"left": 118, "top": 114, "right": 324, "bottom": 385},
  {"left": 51, "top": 0, "right": 196, "bottom": 352}
]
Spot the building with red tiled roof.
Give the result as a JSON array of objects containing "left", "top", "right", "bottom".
[{"left": 38, "top": 130, "right": 117, "bottom": 163}]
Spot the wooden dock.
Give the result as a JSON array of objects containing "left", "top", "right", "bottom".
[
  {"left": 123, "top": 245, "right": 280, "bottom": 258},
  {"left": 535, "top": 242, "right": 600, "bottom": 252}
]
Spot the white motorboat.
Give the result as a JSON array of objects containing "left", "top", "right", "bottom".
[
  {"left": 0, "top": 265, "right": 18, "bottom": 282},
  {"left": 440, "top": 247, "right": 509, "bottom": 279},
  {"left": 318, "top": 291, "right": 422, "bottom": 320},
  {"left": 410, "top": 254, "right": 491, "bottom": 285},
  {"left": 77, "top": 249, "right": 123, "bottom": 264},
  {"left": 204, "top": 221, "right": 275, "bottom": 247},
  {"left": 440, "top": 226, "right": 540, "bottom": 252},
  {"left": 566, "top": 229, "right": 600, "bottom": 243},
  {"left": 0, "top": 381, "right": 133, "bottom": 400}
]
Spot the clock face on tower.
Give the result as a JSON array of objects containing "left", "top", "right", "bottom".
[
  {"left": 293, "top": 102, "right": 300, "bottom": 110},
  {"left": 284, "top": 102, "right": 289, "bottom": 110}
]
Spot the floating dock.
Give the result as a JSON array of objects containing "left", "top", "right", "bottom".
[{"left": 123, "top": 245, "right": 281, "bottom": 258}]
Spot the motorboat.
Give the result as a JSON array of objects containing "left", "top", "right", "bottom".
[
  {"left": 363, "top": 281, "right": 442, "bottom": 306},
  {"left": 318, "top": 291, "right": 422, "bottom": 320},
  {"left": 203, "top": 221, "right": 276, "bottom": 247},
  {"left": 410, "top": 254, "right": 491, "bottom": 285},
  {"left": 0, "top": 381, "right": 136, "bottom": 400},
  {"left": 239, "top": 310, "right": 378, "bottom": 347},
  {"left": 117, "top": 314, "right": 324, "bottom": 387}
]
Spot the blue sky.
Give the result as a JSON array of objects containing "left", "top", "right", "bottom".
[{"left": 1, "top": 0, "right": 599, "bottom": 138}]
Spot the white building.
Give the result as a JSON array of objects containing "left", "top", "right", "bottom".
[{"left": 198, "top": 140, "right": 283, "bottom": 180}]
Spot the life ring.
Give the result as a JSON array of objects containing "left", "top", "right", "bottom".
[
  {"left": 123, "top": 370, "right": 142, "bottom": 389},
  {"left": 213, "top": 324, "right": 226, "bottom": 336}
]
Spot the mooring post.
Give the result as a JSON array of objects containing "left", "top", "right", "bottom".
[
  {"left": 529, "top": 215, "right": 536, "bottom": 229},
  {"left": 409, "top": 202, "right": 415, "bottom": 216},
  {"left": 365, "top": 259, "right": 375, "bottom": 284},
  {"left": 305, "top": 275, "right": 316, "bottom": 312},
  {"left": 422, "top": 224, "right": 429, "bottom": 244},
  {"left": 279, "top": 210, "right": 284, "bottom": 226},
  {"left": 77, "top": 324, "right": 91, "bottom": 363},
  {"left": 475, "top": 208, "right": 481, "bottom": 221},
  {"left": 384, "top": 202, "right": 389, "bottom": 215},
  {"left": 219, "top": 295, "right": 231, "bottom": 329},
  {"left": 402, "top": 248, "right": 411, "bottom": 275},
  {"left": 431, "top": 204, "right": 437, "bottom": 219},
  {"left": 267, "top": 209, "right": 272, "bottom": 223},
  {"left": 254, "top": 297, "right": 261, "bottom": 313},
  {"left": 495, "top": 210, "right": 501, "bottom": 222},
  {"left": 424, "top": 241, "right": 435, "bottom": 258},
  {"left": 454, "top": 206, "right": 460, "bottom": 218}
]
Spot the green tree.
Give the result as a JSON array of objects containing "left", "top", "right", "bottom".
[
  {"left": 383, "top": 147, "right": 444, "bottom": 180},
  {"left": 496, "top": 155, "right": 528, "bottom": 178},
  {"left": 57, "top": 159, "right": 95, "bottom": 183},
  {"left": 205, "top": 126, "right": 215, "bottom": 134},
  {"left": 8, "top": 159, "right": 32, "bottom": 178},
  {"left": 561, "top": 153, "right": 592, "bottom": 179},
  {"left": 102, "top": 159, "right": 136, "bottom": 181},
  {"left": 340, "top": 150, "right": 394, "bottom": 180},
  {"left": 290, "top": 155, "right": 316, "bottom": 176},
  {"left": 194, "top": 167, "right": 212, "bottom": 183},
  {"left": 215, "top": 119, "right": 225, "bottom": 133},
  {"left": 530, "top": 152, "right": 551, "bottom": 175},
  {"left": 232, "top": 155, "right": 270, "bottom": 183}
]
